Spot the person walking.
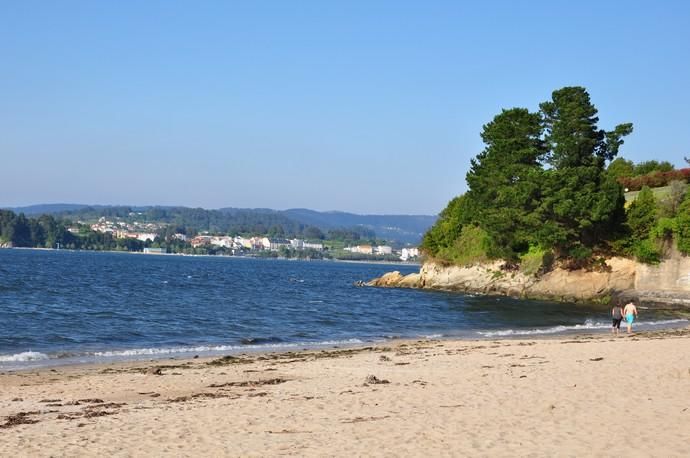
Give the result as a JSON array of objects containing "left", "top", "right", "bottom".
[
  {"left": 623, "top": 300, "right": 638, "bottom": 334},
  {"left": 611, "top": 301, "right": 624, "bottom": 335}
]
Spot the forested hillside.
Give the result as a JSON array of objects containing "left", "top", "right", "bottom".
[{"left": 3, "top": 205, "right": 435, "bottom": 244}]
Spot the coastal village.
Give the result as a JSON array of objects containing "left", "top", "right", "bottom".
[{"left": 86, "top": 216, "right": 420, "bottom": 261}]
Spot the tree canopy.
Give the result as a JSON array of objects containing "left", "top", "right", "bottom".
[{"left": 423, "top": 86, "right": 635, "bottom": 264}]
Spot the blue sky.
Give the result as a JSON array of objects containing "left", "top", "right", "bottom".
[{"left": 1, "top": 1, "right": 689, "bottom": 214}]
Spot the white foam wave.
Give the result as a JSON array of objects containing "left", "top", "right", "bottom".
[
  {"left": 0, "top": 351, "right": 50, "bottom": 362},
  {"left": 92, "top": 338, "right": 364, "bottom": 358},
  {"left": 477, "top": 318, "right": 688, "bottom": 338}
]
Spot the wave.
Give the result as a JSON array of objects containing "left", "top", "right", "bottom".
[
  {"left": 1, "top": 338, "right": 367, "bottom": 365},
  {"left": 240, "top": 336, "right": 283, "bottom": 345},
  {"left": 88, "top": 338, "right": 365, "bottom": 358},
  {"left": 0, "top": 351, "right": 50, "bottom": 362},
  {"left": 476, "top": 318, "right": 689, "bottom": 338}
]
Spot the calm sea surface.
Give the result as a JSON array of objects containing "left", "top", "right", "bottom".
[{"left": 1, "top": 249, "right": 686, "bottom": 370}]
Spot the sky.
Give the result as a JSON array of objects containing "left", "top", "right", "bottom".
[{"left": 1, "top": 1, "right": 689, "bottom": 215}]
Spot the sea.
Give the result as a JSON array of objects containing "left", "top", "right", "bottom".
[{"left": 1, "top": 249, "right": 687, "bottom": 371}]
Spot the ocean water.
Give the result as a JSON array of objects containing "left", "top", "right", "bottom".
[{"left": 0, "top": 249, "right": 687, "bottom": 370}]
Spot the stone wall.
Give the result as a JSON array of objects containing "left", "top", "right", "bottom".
[{"left": 635, "top": 247, "right": 690, "bottom": 292}]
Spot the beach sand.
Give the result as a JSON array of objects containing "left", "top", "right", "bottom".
[{"left": 2, "top": 328, "right": 689, "bottom": 457}]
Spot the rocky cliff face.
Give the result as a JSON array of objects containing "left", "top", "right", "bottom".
[
  {"left": 368, "top": 258, "right": 635, "bottom": 302},
  {"left": 368, "top": 255, "right": 690, "bottom": 307}
]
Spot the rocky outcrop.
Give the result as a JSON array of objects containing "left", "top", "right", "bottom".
[
  {"left": 370, "top": 271, "right": 422, "bottom": 288},
  {"left": 367, "top": 256, "right": 672, "bottom": 304}
]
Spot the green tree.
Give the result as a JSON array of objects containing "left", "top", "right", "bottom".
[
  {"left": 634, "top": 160, "right": 674, "bottom": 176},
  {"left": 421, "top": 195, "right": 467, "bottom": 256},
  {"left": 626, "top": 186, "right": 658, "bottom": 241},
  {"left": 463, "top": 108, "right": 546, "bottom": 258},
  {"left": 302, "top": 226, "right": 325, "bottom": 240},
  {"left": 536, "top": 87, "right": 632, "bottom": 254},
  {"left": 676, "top": 194, "right": 690, "bottom": 254},
  {"left": 540, "top": 87, "right": 632, "bottom": 169},
  {"left": 10, "top": 214, "right": 33, "bottom": 247},
  {"left": 606, "top": 157, "right": 635, "bottom": 180},
  {"left": 422, "top": 86, "right": 634, "bottom": 265},
  {"left": 658, "top": 180, "right": 687, "bottom": 217}
]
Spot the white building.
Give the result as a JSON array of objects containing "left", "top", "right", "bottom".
[
  {"left": 143, "top": 247, "right": 165, "bottom": 254},
  {"left": 136, "top": 233, "right": 158, "bottom": 242},
  {"left": 345, "top": 245, "right": 373, "bottom": 255},
  {"left": 375, "top": 245, "right": 392, "bottom": 255},
  {"left": 400, "top": 247, "right": 420, "bottom": 261},
  {"left": 210, "top": 236, "right": 233, "bottom": 248},
  {"left": 262, "top": 237, "right": 290, "bottom": 251},
  {"left": 290, "top": 239, "right": 324, "bottom": 251},
  {"left": 303, "top": 241, "right": 323, "bottom": 251}
]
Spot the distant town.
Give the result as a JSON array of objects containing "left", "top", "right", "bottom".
[
  {"left": 0, "top": 205, "right": 431, "bottom": 261},
  {"left": 78, "top": 215, "right": 420, "bottom": 261}
]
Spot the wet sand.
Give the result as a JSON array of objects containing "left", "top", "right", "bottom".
[{"left": 2, "top": 328, "right": 690, "bottom": 457}]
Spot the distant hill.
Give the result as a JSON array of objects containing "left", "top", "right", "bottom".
[
  {"left": 280, "top": 208, "right": 436, "bottom": 244},
  {"left": 5, "top": 203, "right": 92, "bottom": 215},
  {"left": 2, "top": 204, "right": 437, "bottom": 244}
]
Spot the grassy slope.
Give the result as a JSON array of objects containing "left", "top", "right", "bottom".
[{"left": 624, "top": 183, "right": 687, "bottom": 206}]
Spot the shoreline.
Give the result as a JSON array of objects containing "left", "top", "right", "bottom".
[
  {"left": 2, "top": 328, "right": 689, "bottom": 456},
  {"left": 0, "top": 314, "right": 690, "bottom": 374},
  {"left": 3, "top": 317, "right": 689, "bottom": 374},
  {"left": 3, "top": 325, "right": 690, "bottom": 375},
  {"left": 1, "top": 246, "right": 421, "bottom": 266}
]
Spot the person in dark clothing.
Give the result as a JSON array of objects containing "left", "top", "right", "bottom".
[{"left": 611, "top": 301, "right": 624, "bottom": 335}]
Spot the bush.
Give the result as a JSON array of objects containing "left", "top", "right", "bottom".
[
  {"left": 618, "top": 168, "right": 690, "bottom": 191},
  {"left": 626, "top": 186, "right": 657, "bottom": 241},
  {"left": 563, "top": 244, "right": 594, "bottom": 269},
  {"left": 676, "top": 196, "right": 690, "bottom": 255},
  {"left": 435, "top": 225, "right": 491, "bottom": 266},
  {"left": 633, "top": 239, "right": 661, "bottom": 264},
  {"left": 519, "top": 245, "right": 553, "bottom": 276},
  {"left": 650, "top": 217, "right": 677, "bottom": 240}
]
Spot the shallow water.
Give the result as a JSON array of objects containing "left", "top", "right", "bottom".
[{"left": 0, "top": 249, "right": 686, "bottom": 370}]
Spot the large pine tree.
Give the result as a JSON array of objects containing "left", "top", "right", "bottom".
[
  {"left": 422, "top": 86, "right": 633, "bottom": 263},
  {"left": 535, "top": 87, "right": 632, "bottom": 256},
  {"left": 463, "top": 108, "right": 546, "bottom": 258}
]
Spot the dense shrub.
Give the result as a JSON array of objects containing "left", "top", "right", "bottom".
[
  {"left": 519, "top": 245, "right": 553, "bottom": 276},
  {"left": 435, "top": 225, "right": 491, "bottom": 266},
  {"left": 626, "top": 186, "right": 658, "bottom": 240},
  {"left": 618, "top": 168, "right": 690, "bottom": 191},
  {"left": 633, "top": 239, "right": 661, "bottom": 264},
  {"left": 676, "top": 196, "right": 690, "bottom": 255}
]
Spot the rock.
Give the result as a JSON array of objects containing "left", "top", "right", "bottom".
[
  {"left": 366, "top": 254, "right": 690, "bottom": 307},
  {"left": 367, "top": 271, "right": 404, "bottom": 287},
  {"left": 366, "top": 271, "right": 421, "bottom": 288},
  {"left": 398, "top": 273, "right": 421, "bottom": 288},
  {"left": 364, "top": 375, "right": 390, "bottom": 385}
]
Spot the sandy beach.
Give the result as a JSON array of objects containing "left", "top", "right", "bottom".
[{"left": 2, "top": 329, "right": 689, "bottom": 457}]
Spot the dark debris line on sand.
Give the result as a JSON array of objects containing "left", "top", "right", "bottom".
[{"left": 0, "top": 412, "right": 40, "bottom": 429}]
